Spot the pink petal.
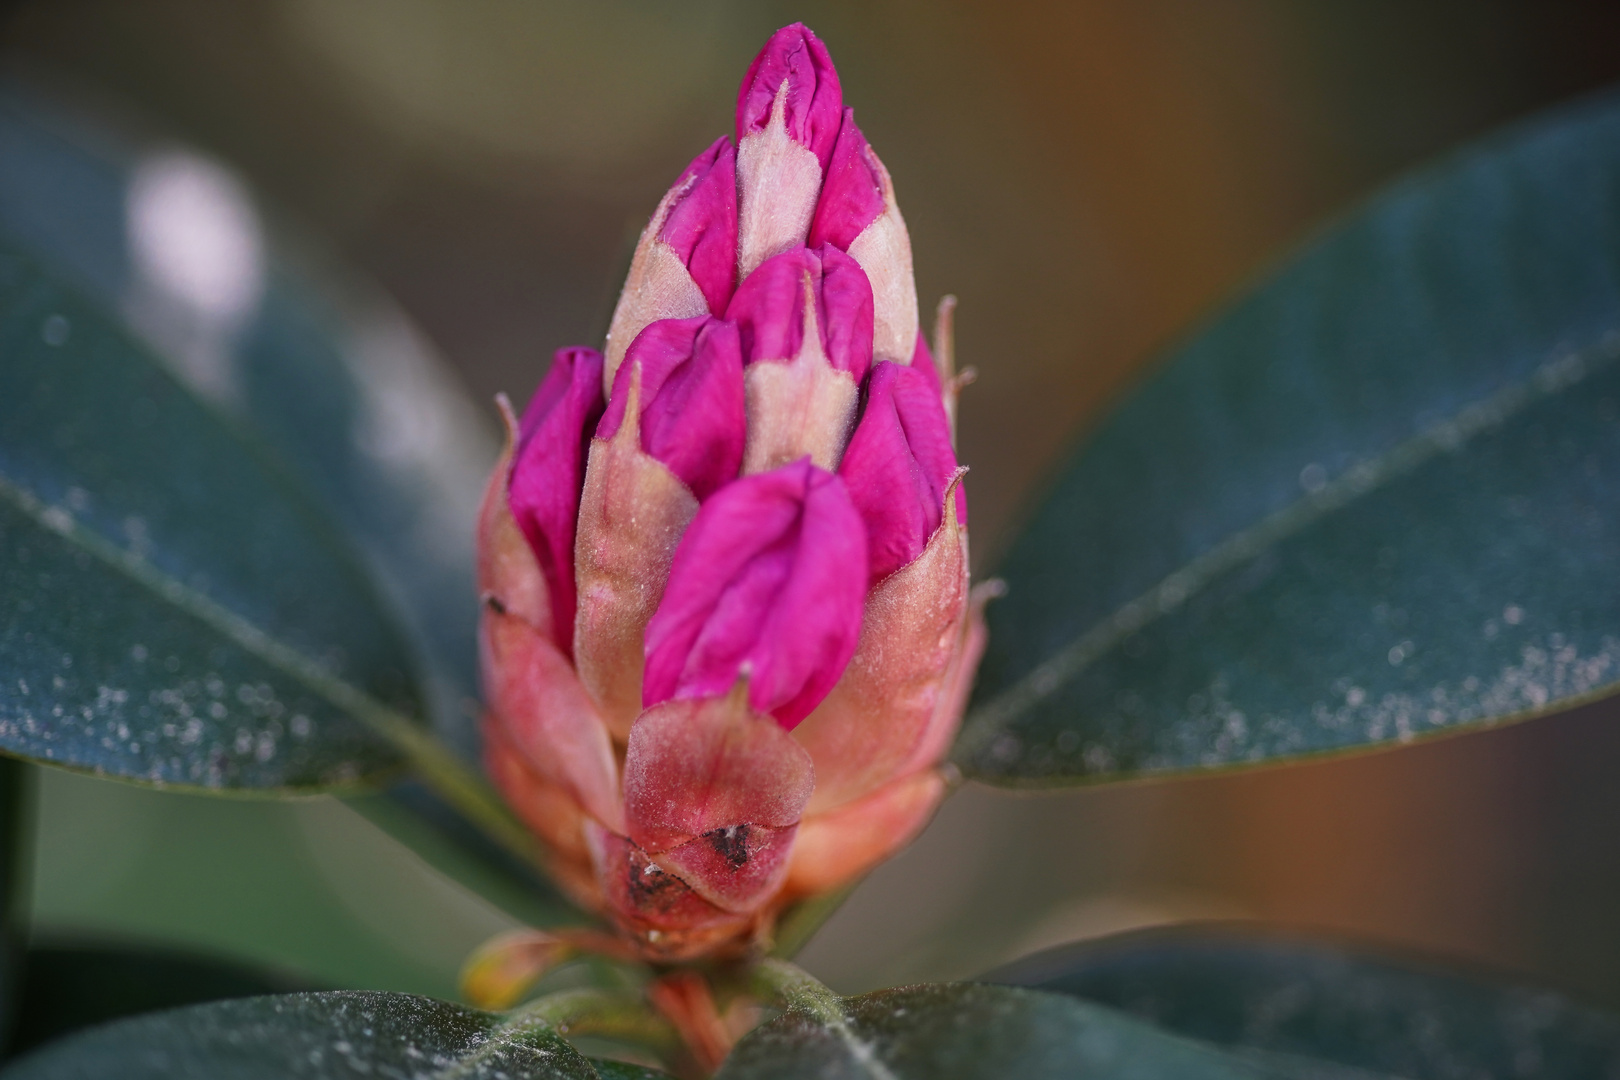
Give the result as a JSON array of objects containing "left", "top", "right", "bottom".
[
  {"left": 623, "top": 691, "right": 815, "bottom": 852},
  {"left": 840, "top": 361, "right": 965, "bottom": 584},
  {"left": 642, "top": 459, "right": 868, "bottom": 728},
  {"left": 508, "top": 347, "right": 606, "bottom": 657},
  {"left": 657, "top": 136, "right": 738, "bottom": 316},
  {"left": 911, "top": 329, "right": 941, "bottom": 393},
  {"left": 726, "top": 245, "right": 874, "bottom": 380},
  {"left": 808, "top": 109, "right": 885, "bottom": 250},
  {"left": 598, "top": 317, "right": 746, "bottom": 501},
  {"left": 735, "top": 23, "right": 842, "bottom": 169}
]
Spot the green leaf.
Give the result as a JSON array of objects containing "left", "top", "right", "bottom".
[
  {"left": 0, "top": 243, "right": 425, "bottom": 790},
  {"left": 0, "top": 97, "right": 559, "bottom": 921},
  {"left": 722, "top": 964, "right": 1314, "bottom": 1079},
  {"left": 959, "top": 91, "right": 1620, "bottom": 784},
  {"left": 0, "top": 758, "right": 26, "bottom": 1035},
  {"left": 10, "top": 941, "right": 315, "bottom": 1058},
  {"left": 586, "top": 1062, "right": 674, "bottom": 1080},
  {"left": 989, "top": 924, "right": 1620, "bottom": 1079},
  {"left": 0, "top": 992, "right": 607, "bottom": 1079}
]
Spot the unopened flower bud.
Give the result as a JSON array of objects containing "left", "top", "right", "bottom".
[
  {"left": 735, "top": 23, "right": 842, "bottom": 279},
  {"left": 506, "top": 346, "right": 605, "bottom": 655},
  {"left": 726, "top": 244, "right": 874, "bottom": 472},
  {"left": 476, "top": 22, "right": 989, "bottom": 964},
  {"left": 604, "top": 137, "right": 738, "bottom": 389},
  {"left": 810, "top": 110, "right": 918, "bottom": 366},
  {"left": 643, "top": 458, "right": 867, "bottom": 728}
]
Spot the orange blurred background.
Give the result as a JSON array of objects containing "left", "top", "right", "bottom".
[{"left": 7, "top": 0, "right": 1620, "bottom": 1006}]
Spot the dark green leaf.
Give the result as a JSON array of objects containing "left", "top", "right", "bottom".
[
  {"left": 961, "top": 90, "right": 1620, "bottom": 784},
  {"left": 990, "top": 923, "right": 1620, "bottom": 1080},
  {"left": 0, "top": 992, "right": 604, "bottom": 1079},
  {"left": 0, "top": 759, "right": 26, "bottom": 1042},
  {"left": 9, "top": 941, "right": 316, "bottom": 1058},
  {"left": 0, "top": 93, "right": 564, "bottom": 921},
  {"left": 586, "top": 1061, "right": 674, "bottom": 1080},
  {"left": 0, "top": 244, "right": 422, "bottom": 790},
  {"left": 719, "top": 979, "right": 1315, "bottom": 1080}
]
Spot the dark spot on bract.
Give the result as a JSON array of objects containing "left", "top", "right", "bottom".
[{"left": 704, "top": 824, "right": 751, "bottom": 869}]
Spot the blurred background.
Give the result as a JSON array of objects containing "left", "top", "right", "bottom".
[{"left": 6, "top": 0, "right": 1620, "bottom": 1011}]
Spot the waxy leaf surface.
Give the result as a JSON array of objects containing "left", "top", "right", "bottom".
[
  {"left": 0, "top": 245, "right": 419, "bottom": 789},
  {"left": 991, "top": 924, "right": 1620, "bottom": 1079},
  {"left": 0, "top": 92, "right": 568, "bottom": 924},
  {"left": 0, "top": 991, "right": 614, "bottom": 1079},
  {"left": 961, "top": 91, "right": 1620, "bottom": 784},
  {"left": 717, "top": 980, "right": 1325, "bottom": 1079}
]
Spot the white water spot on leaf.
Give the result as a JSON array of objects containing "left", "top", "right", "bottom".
[{"left": 41, "top": 313, "right": 70, "bottom": 346}]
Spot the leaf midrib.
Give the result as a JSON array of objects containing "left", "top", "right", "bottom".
[
  {"left": 0, "top": 466, "right": 537, "bottom": 864},
  {"left": 958, "top": 328, "right": 1620, "bottom": 755}
]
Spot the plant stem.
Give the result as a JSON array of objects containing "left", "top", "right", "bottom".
[
  {"left": 748, "top": 959, "right": 844, "bottom": 1027},
  {"left": 515, "top": 988, "right": 682, "bottom": 1063}
]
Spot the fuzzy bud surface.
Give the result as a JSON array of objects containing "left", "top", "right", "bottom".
[{"left": 476, "top": 22, "right": 986, "bottom": 961}]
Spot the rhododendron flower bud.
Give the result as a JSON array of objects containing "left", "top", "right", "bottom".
[
  {"left": 726, "top": 244, "right": 874, "bottom": 473},
  {"left": 474, "top": 22, "right": 991, "bottom": 965},
  {"left": 605, "top": 137, "right": 738, "bottom": 389},
  {"left": 735, "top": 23, "right": 842, "bottom": 278}
]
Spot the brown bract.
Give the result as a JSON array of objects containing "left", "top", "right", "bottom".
[
  {"left": 604, "top": 184, "right": 712, "bottom": 390},
  {"left": 741, "top": 274, "right": 860, "bottom": 473},
  {"left": 573, "top": 366, "right": 700, "bottom": 741},
  {"left": 845, "top": 145, "right": 918, "bottom": 367},
  {"left": 737, "top": 82, "right": 824, "bottom": 280}
]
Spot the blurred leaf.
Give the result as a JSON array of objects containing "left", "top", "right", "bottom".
[
  {"left": 9, "top": 941, "right": 316, "bottom": 1058},
  {"left": 0, "top": 760, "right": 25, "bottom": 1044},
  {"left": 721, "top": 967, "right": 1310, "bottom": 1080},
  {"left": 0, "top": 87, "right": 571, "bottom": 931},
  {"left": 960, "top": 91, "right": 1620, "bottom": 784},
  {"left": 0, "top": 242, "right": 423, "bottom": 790},
  {"left": 586, "top": 1061, "right": 674, "bottom": 1080},
  {"left": 989, "top": 923, "right": 1620, "bottom": 1079},
  {"left": 0, "top": 991, "right": 607, "bottom": 1079}
]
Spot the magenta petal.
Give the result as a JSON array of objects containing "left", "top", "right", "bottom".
[
  {"left": 508, "top": 347, "right": 606, "bottom": 657},
  {"left": 658, "top": 136, "right": 738, "bottom": 315},
  {"left": 817, "top": 245, "right": 876, "bottom": 382},
  {"left": 643, "top": 459, "right": 868, "bottom": 729},
  {"left": 735, "top": 23, "right": 843, "bottom": 169},
  {"left": 808, "top": 109, "right": 885, "bottom": 251},
  {"left": 840, "top": 361, "right": 965, "bottom": 584},
  {"left": 726, "top": 245, "right": 874, "bottom": 381},
  {"left": 911, "top": 329, "right": 941, "bottom": 395},
  {"left": 726, "top": 247, "right": 809, "bottom": 368},
  {"left": 598, "top": 317, "right": 746, "bottom": 500}
]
